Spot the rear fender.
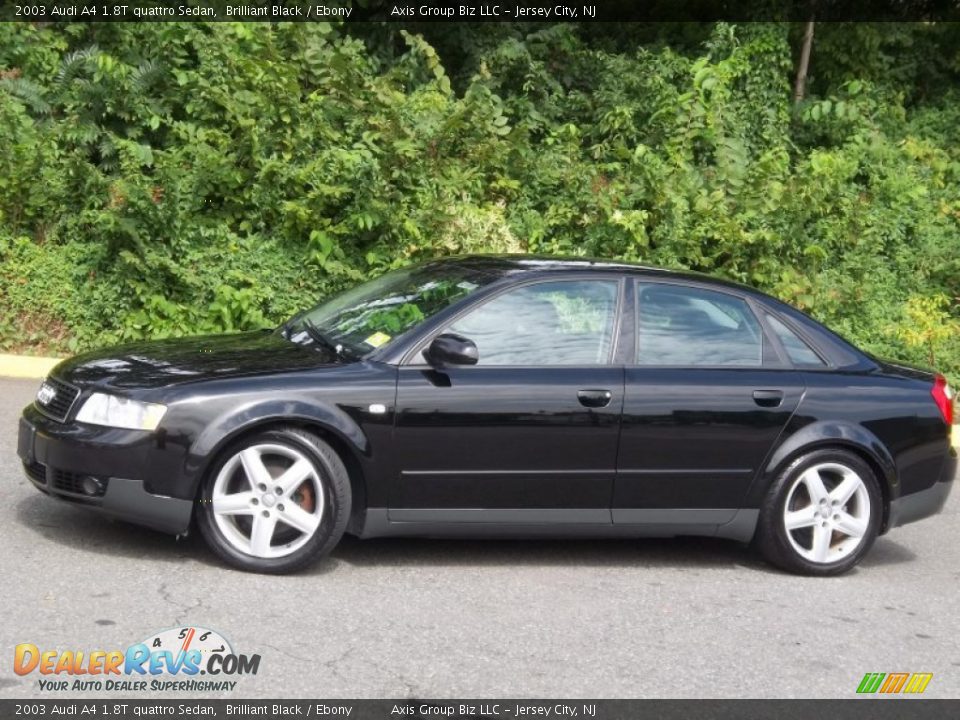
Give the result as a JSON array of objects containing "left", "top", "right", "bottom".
[{"left": 747, "top": 420, "right": 898, "bottom": 507}]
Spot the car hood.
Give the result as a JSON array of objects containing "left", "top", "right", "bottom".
[{"left": 53, "top": 331, "right": 340, "bottom": 391}]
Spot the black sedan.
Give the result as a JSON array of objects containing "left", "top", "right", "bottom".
[{"left": 17, "top": 256, "right": 956, "bottom": 574}]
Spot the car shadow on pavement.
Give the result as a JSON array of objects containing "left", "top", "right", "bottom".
[
  {"left": 18, "top": 493, "right": 770, "bottom": 574},
  {"left": 323, "top": 534, "right": 917, "bottom": 579},
  {"left": 325, "top": 534, "right": 777, "bottom": 573},
  {"left": 17, "top": 494, "right": 918, "bottom": 576},
  {"left": 328, "top": 532, "right": 916, "bottom": 574},
  {"left": 15, "top": 494, "right": 215, "bottom": 566},
  {"left": 859, "top": 535, "right": 918, "bottom": 567}
]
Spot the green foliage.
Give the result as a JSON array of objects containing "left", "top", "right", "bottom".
[
  {"left": 889, "top": 294, "right": 960, "bottom": 370},
  {"left": 0, "top": 21, "right": 958, "bottom": 382}
]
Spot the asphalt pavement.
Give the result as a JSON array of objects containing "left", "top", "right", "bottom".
[{"left": 1, "top": 377, "right": 958, "bottom": 699}]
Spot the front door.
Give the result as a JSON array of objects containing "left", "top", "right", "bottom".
[{"left": 391, "top": 278, "right": 624, "bottom": 524}]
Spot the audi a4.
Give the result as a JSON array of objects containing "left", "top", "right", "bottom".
[{"left": 17, "top": 256, "right": 956, "bottom": 574}]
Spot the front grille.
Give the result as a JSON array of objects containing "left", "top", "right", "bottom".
[
  {"left": 24, "top": 461, "right": 47, "bottom": 485},
  {"left": 35, "top": 376, "right": 81, "bottom": 422},
  {"left": 51, "top": 468, "right": 107, "bottom": 498}
]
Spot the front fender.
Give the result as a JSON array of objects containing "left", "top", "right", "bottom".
[
  {"left": 183, "top": 397, "right": 369, "bottom": 493},
  {"left": 747, "top": 420, "right": 898, "bottom": 507}
]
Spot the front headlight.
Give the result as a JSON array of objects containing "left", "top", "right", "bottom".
[{"left": 75, "top": 393, "right": 167, "bottom": 431}]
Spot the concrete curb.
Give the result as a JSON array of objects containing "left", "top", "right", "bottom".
[{"left": 0, "top": 353, "right": 63, "bottom": 379}]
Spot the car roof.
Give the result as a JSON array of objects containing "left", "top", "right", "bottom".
[{"left": 426, "top": 253, "right": 762, "bottom": 296}]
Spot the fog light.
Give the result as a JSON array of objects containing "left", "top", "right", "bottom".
[{"left": 81, "top": 476, "right": 105, "bottom": 497}]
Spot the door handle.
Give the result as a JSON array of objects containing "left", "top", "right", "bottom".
[
  {"left": 578, "top": 389, "right": 612, "bottom": 408},
  {"left": 752, "top": 389, "right": 784, "bottom": 408}
]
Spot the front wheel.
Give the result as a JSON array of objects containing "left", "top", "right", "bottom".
[
  {"left": 197, "top": 427, "right": 351, "bottom": 573},
  {"left": 756, "top": 449, "right": 882, "bottom": 576}
]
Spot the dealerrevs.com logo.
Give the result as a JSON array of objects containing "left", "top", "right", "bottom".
[{"left": 14, "top": 626, "right": 261, "bottom": 692}]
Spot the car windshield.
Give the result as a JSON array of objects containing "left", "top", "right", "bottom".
[{"left": 280, "top": 262, "right": 500, "bottom": 357}]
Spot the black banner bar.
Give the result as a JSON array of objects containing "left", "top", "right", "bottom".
[
  {"left": 2, "top": 700, "right": 960, "bottom": 720},
  {"left": 2, "top": 0, "right": 960, "bottom": 23}
]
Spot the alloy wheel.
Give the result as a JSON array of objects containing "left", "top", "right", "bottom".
[
  {"left": 211, "top": 443, "right": 325, "bottom": 559},
  {"left": 782, "top": 461, "right": 871, "bottom": 564}
]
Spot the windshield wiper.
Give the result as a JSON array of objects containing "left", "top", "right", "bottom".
[{"left": 299, "top": 318, "right": 360, "bottom": 361}]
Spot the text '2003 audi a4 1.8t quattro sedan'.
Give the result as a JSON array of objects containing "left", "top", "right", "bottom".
[{"left": 17, "top": 256, "right": 956, "bottom": 574}]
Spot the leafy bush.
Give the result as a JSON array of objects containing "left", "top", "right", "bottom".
[{"left": 0, "top": 21, "right": 958, "bottom": 382}]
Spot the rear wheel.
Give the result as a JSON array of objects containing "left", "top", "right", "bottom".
[
  {"left": 197, "top": 427, "right": 351, "bottom": 573},
  {"left": 756, "top": 449, "right": 881, "bottom": 576}
]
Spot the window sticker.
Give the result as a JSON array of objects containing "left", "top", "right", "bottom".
[{"left": 364, "top": 331, "right": 392, "bottom": 348}]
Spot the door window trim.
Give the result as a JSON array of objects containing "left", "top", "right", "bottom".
[{"left": 401, "top": 274, "right": 626, "bottom": 368}]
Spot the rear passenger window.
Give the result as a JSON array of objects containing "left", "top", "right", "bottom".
[
  {"left": 636, "top": 283, "right": 764, "bottom": 366},
  {"left": 765, "top": 314, "right": 826, "bottom": 367}
]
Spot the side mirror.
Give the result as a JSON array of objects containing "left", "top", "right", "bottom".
[{"left": 425, "top": 333, "right": 479, "bottom": 367}]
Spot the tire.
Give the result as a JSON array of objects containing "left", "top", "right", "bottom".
[
  {"left": 755, "top": 448, "right": 882, "bottom": 576},
  {"left": 196, "top": 426, "right": 352, "bottom": 574}
]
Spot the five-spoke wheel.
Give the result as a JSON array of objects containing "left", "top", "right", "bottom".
[
  {"left": 757, "top": 449, "right": 881, "bottom": 576},
  {"left": 211, "top": 443, "right": 325, "bottom": 559},
  {"left": 782, "top": 462, "right": 871, "bottom": 563},
  {"left": 197, "top": 427, "right": 351, "bottom": 573}
]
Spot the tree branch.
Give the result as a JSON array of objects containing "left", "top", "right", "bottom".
[{"left": 793, "top": 18, "right": 816, "bottom": 104}]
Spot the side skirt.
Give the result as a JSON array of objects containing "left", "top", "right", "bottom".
[{"left": 354, "top": 508, "right": 759, "bottom": 542}]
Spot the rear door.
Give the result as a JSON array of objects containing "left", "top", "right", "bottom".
[
  {"left": 391, "top": 277, "right": 625, "bottom": 524},
  {"left": 614, "top": 280, "right": 804, "bottom": 525}
]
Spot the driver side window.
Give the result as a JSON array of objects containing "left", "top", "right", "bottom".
[{"left": 444, "top": 280, "right": 619, "bottom": 366}]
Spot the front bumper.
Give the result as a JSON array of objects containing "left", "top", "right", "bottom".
[
  {"left": 18, "top": 406, "right": 193, "bottom": 535},
  {"left": 887, "top": 447, "right": 956, "bottom": 529}
]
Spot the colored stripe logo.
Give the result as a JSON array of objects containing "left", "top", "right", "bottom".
[{"left": 857, "top": 672, "right": 933, "bottom": 694}]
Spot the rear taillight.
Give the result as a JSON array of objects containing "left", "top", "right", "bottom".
[{"left": 932, "top": 374, "right": 954, "bottom": 426}]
